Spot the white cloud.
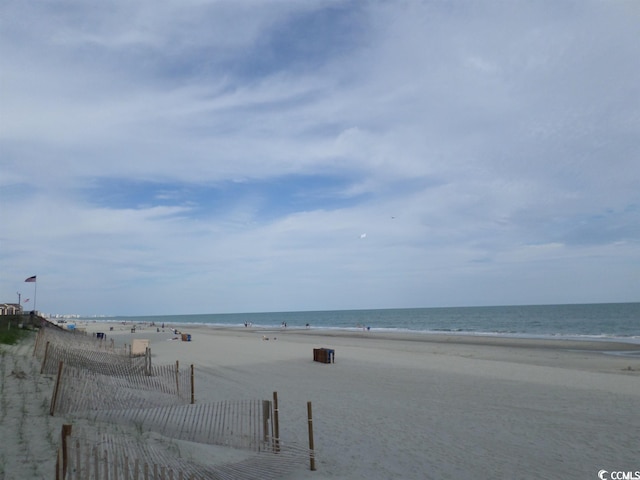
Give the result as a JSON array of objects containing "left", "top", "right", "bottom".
[{"left": 1, "top": 0, "right": 638, "bottom": 315}]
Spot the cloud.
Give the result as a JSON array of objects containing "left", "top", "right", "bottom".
[{"left": 1, "top": 0, "right": 639, "bottom": 315}]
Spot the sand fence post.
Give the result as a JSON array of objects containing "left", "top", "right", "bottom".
[
  {"left": 55, "top": 446, "right": 63, "bottom": 480},
  {"left": 93, "top": 446, "right": 99, "bottom": 479},
  {"left": 40, "top": 341, "right": 50, "bottom": 374},
  {"left": 75, "top": 438, "right": 81, "bottom": 480},
  {"left": 262, "top": 400, "right": 271, "bottom": 443},
  {"left": 50, "top": 360, "right": 64, "bottom": 416},
  {"left": 175, "top": 360, "right": 180, "bottom": 396},
  {"left": 190, "top": 364, "right": 195, "bottom": 404},
  {"left": 55, "top": 424, "right": 72, "bottom": 480},
  {"left": 134, "top": 458, "right": 139, "bottom": 480},
  {"left": 307, "top": 401, "right": 316, "bottom": 471},
  {"left": 33, "top": 327, "right": 42, "bottom": 356},
  {"left": 273, "top": 391, "right": 280, "bottom": 453},
  {"left": 145, "top": 347, "right": 152, "bottom": 376}
]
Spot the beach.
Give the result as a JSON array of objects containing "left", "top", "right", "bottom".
[{"left": 2, "top": 322, "right": 639, "bottom": 479}]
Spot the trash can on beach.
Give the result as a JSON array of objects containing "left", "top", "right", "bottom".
[{"left": 313, "top": 348, "right": 335, "bottom": 363}]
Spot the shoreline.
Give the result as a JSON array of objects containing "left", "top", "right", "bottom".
[
  {"left": 73, "top": 321, "right": 640, "bottom": 378},
  {"left": 48, "top": 301, "right": 640, "bottom": 344},
  {"left": 73, "top": 318, "right": 640, "bottom": 353},
  {"left": 69, "top": 317, "right": 640, "bottom": 345}
]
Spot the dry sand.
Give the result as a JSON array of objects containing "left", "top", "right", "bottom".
[{"left": 1, "top": 322, "right": 639, "bottom": 479}]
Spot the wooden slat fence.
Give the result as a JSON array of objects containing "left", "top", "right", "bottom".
[
  {"left": 57, "top": 423, "right": 311, "bottom": 480},
  {"left": 38, "top": 327, "right": 315, "bottom": 479},
  {"left": 40, "top": 343, "right": 147, "bottom": 376},
  {"left": 57, "top": 438, "right": 311, "bottom": 480},
  {"left": 52, "top": 362, "right": 194, "bottom": 415},
  {"left": 58, "top": 429, "right": 212, "bottom": 480},
  {"left": 82, "top": 400, "right": 276, "bottom": 452},
  {"left": 34, "top": 328, "right": 123, "bottom": 360}
]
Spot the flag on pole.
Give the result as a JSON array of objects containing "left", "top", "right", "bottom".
[
  {"left": 23, "top": 299, "right": 30, "bottom": 303},
  {"left": 25, "top": 275, "right": 37, "bottom": 282}
]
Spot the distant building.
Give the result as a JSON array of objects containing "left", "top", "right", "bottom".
[{"left": 0, "top": 303, "right": 23, "bottom": 315}]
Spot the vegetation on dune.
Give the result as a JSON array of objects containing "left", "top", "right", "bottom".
[{"left": 0, "top": 317, "right": 35, "bottom": 345}]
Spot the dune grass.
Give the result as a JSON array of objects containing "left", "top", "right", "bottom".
[{"left": 0, "top": 318, "right": 35, "bottom": 345}]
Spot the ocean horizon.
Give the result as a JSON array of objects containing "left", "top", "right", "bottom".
[{"left": 71, "top": 302, "right": 640, "bottom": 343}]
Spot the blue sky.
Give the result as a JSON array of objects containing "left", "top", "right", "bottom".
[{"left": 1, "top": 0, "right": 638, "bottom": 316}]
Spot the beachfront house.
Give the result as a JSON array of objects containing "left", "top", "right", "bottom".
[{"left": 0, "top": 303, "right": 22, "bottom": 316}]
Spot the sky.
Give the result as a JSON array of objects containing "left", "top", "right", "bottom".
[{"left": 1, "top": 0, "right": 639, "bottom": 316}]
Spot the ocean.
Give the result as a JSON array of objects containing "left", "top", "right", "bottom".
[{"left": 83, "top": 303, "right": 640, "bottom": 343}]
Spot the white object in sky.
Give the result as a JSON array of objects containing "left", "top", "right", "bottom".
[{"left": 360, "top": 233, "right": 367, "bottom": 239}]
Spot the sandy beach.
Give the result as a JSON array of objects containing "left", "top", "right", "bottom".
[{"left": 2, "top": 322, "right": 639, "bottom": 479}]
